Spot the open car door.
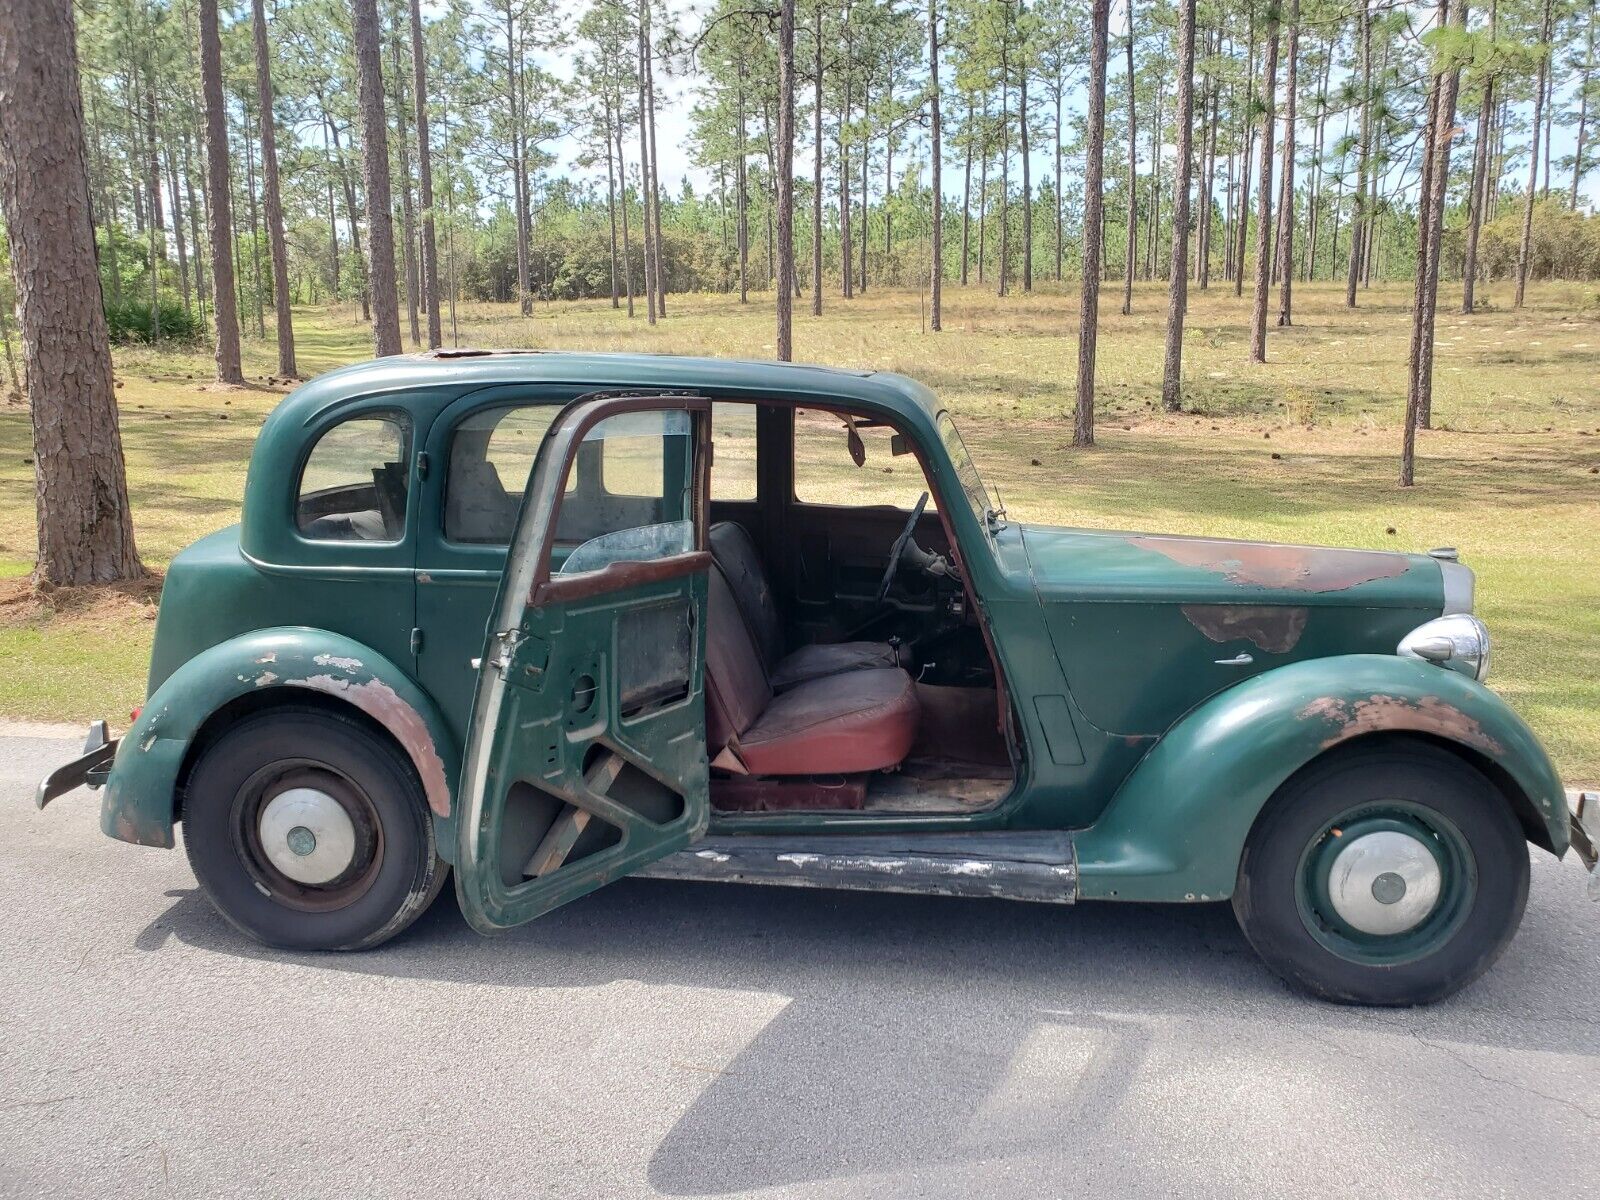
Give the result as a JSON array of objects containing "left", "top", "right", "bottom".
[{"left": 455, "top": 394, "right": 712, "bottom": 934}]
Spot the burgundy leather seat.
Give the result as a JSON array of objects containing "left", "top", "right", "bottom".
[
  {"left": 706, "top": 564, "right": 919, "bottom": 776},
  {"left": 709, "top": 522, "right": 900, "bottom": 690}
]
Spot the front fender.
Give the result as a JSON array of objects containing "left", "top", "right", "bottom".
[
  {"left": 101, "top": 628, "right": 459, "bottom": 854},
  {"left": 1073, "top": 655, "right": 1569, "bottom": 903}
]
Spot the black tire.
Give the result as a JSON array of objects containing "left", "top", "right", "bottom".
[
  {"left": 182, "top": 708, "right": 448, "bottom": 951},
  {"left": 1233, "top": 741, "right": 1529, "bottom": 1006}
]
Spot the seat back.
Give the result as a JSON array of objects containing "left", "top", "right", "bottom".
[
  {"left": 709, "top": 522, "right": 783, "bottom": 673},
  {"left": 705, "top": 562, "right": 774, "bottom": 751}
]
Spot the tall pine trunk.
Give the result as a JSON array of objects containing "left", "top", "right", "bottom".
[
  {"left": 776, "top": 0, "right": 796, "bottom": 360},
  {"left": 929, "top": 0, "right": 943, "bottom": 330},
  {"left": 410, "top": 0, "right": 441, "bottom": 346},
  {"left": 812, "top": 1, "right": 824, "bottom": 315},
  {"left": 352, "top": 0, "right": 402, "bottom": 356},
  {"left": 200, "top": 0, "right": 244, "bottom": 383},
  {"left": 1121, "top": 6, "right": 1135, "bottom": 315},
  {"left": 1514, "top": 0, "right": 1552, "bottom": 307},
  {"left": 1076, "top": 0, "right": 1111, "bottom": 448},
  {"left": 1274, "top": 0, "right": 1298, "bottom": 327},
  {"left": 1248, "top": 8, "right": 1279, "bottom": 362},
  {"left": 252, "top": 0, "right": 298, "bottom": 377},
  {"left": 389, "top": 29, "right": 421, "bottom": 348},
  {"left": 1161, "top": 0, "right": 1197, "bottom": 412},
  {"left": 1345, "top": 0, "right": 1372, "bottom": 307},
  {"left": 0, "top": 0, "right": 142, "bottom": 583}
]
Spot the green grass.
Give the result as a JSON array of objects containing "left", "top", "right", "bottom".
[{"left": 1, "top": 282, "right": 1596, "bottom": 785}]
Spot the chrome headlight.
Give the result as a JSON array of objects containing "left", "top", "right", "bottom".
[{"left": 1398, "top": 614, "right": 1491, "bottom": 682}]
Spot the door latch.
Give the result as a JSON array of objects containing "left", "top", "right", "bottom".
[{"left": 1214, "top": 652, "right": 1255, "bottom": 666}]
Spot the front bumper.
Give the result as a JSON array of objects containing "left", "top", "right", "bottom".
[
  {"left": 35, "top": 721, "right": 117, "bottom": 810},
  {"left": 1572, "top": 792, "right": 1599, "bottom": 901}
]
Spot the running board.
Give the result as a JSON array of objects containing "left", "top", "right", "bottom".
[{"left": 635, "top": 831, "right": 1078, "bottom": 904}]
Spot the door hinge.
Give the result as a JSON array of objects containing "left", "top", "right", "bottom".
[
  {"left": 410, "top": 627, "right": 424, "bottom": 655},
  {"left": 487, "top": 628, "right": 525, "bottom": 673}
]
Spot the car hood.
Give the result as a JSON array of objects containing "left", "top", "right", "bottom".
[{"left": 1019, "top": 524, "right": 1443, "bottom": 610}]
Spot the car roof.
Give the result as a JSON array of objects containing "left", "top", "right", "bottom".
[{"left": 270, "top": 349, "right": 944, "bottom": 429}]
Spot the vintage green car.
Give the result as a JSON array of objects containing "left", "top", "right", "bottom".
[{"left": 37, "top": 351, "right": 1598, "bottom": 1005}]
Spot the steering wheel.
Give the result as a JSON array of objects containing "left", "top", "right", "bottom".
[{"left": 876, "top": 491, "right": 930, "bottom": 603}]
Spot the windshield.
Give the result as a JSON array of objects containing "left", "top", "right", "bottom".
[{"left": 937, "top": 412, "right": 1001, "bottom": 532}]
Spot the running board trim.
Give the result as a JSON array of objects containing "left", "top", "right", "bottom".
[{"left": 635, "top": 832, "right": 1078, "bottom": 904}]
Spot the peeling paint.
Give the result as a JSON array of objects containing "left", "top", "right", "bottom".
[
  {"left": 254, "top": 671, "right": 279, "bottom": 688},
  {"left": 1182, "top": 604, "right": 1309, "bottom": 653},
  {"left": 312, "top": 653, "right": 363, "bottom": 673},
  {"left": 255, "top": 652, "right": 277, "bottom": 664},
  {"left": 1297, "top": 693, "right": 1506, "bottom": 757},
  {"left": 295, "top": 673, "right": 454, "bottom": 817},
  {"left": 1130, "top": 536, "right": 1410, "bottom": 592}
]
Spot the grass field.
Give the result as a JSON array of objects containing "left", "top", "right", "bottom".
[{"left": 1, "top": 279, "right": 1596, "bottom": 784}]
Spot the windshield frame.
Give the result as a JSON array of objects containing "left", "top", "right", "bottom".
[{"left": 936, "top": 411, "right": 1003, "bottom": 535}]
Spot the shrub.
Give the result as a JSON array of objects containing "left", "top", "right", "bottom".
[{"left": 103, "top": 298, "right": 205, "bottom": 344}]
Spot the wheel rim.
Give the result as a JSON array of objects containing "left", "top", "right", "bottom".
[
  {"left": 1295, "top": 800, "right": 1477, "bottom": 966},
  {"left": 231, "top": 762, "right": 385, "bottom": 913}
]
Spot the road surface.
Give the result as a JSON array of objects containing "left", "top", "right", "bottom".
[{"left": 2, "top": 731, "right": 1596, "bottom": 1198}]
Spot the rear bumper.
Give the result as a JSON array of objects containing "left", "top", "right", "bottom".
[
  {"left": 1572, "top": 792, "right": 1599, "bottom": 900},
  {"left": 35, "top": 721, "right": 117, "bottom": 810}
]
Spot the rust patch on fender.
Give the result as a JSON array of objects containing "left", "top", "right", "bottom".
[
  {"left": 1297, "top": 694, "right": 1505, "bottom": 757},
  {"left": 1130, "top": 536, "right": 1409, "bottom": 592},
  {"left": 296, "top": 673, "right": 454, "bottom": 817},
  {"left": 1182, "top": 604, "right": 1308, "bottom": 653}
]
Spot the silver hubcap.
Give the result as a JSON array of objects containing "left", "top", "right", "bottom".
[
  {"left": 1327, "top": 830, "right": 1443, "bottom": 936},
  {"left": 258, "top": 787, "right": 357, "bottom": 886}
]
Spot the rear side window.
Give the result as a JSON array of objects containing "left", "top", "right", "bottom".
[
  {"left": 445, "top": 405, "right": 571, "bottom": 544},
  {"left": 297, "top": 415, "right": 410, "bottom": 542}
]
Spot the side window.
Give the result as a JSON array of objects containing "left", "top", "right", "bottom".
[
  {"left": 557, "top": 409, "right": 697, "bottom": 576},
  {"left": 445, "top": 405, "right": 569, "bottom": 544},
  {"left": 792, "top": 408, "right": 935, "bottom": 511},
  {"left": 297, "top": 415, "right": 410, "bottom": 542},
  {"left": 710, "top": 400, "right": 757, "bottom": 501}
]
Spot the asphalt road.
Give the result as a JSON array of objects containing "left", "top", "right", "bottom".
[{"left": 2, "top": 731, "right": 1597, "bottom": 1199}]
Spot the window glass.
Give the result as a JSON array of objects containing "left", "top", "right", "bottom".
[
  {"left": 792, "top": 407, "right": 935, "bottom": 511},
  {"left": 445, "top": 404, "right": 570, "bottom": 544},
  {"left": 556, "top": 409, "right": 697, "bottom": 577},
  {"left": 297, "top": 415, "right": 409, "bottom": 542},
  {"left": 711, "top": 400, "right": 757, "bottom": 500}
]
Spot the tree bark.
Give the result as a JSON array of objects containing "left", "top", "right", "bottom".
[
  {"left": 252, "top": 0, "right": 298, "bottom": 377},
  {"left": 1515, "top": 0, "right": 1552, "bottom": 307},
  {"left": 812, "top": 0, "right": 824, "bottom": 315},
  {"left": 929, "top": 0, "right": 942, "bottom": 330},
  {"left": 1572, "top": 0, "right": 1595, "bottom": 208},
  {"left": 389, "top": 28, "right": 421, "bottom": 348},
  {"left": 1274, "top": 0, "right": 1298, "bottom": 327},
  {"left": 1462, "top": 59, "right": 1493, "bottom": 312},
  {"left": 410, "top": 0, "right": 441, "bottom": 346},
  {"left": 1248, "top": 9, "right": 1279, "bottom": 363},
  {"left": 1121, "top": 4, "right": 1135, "bottom": 315},
  {"left": 1345, "top": 0, "right": 1372, "bottom": 307},
  {"left": 199, "top": 0, "right": 243, "bottom": 383},
  {"left": 1161, "top": 0, "right": 1196, "bottom": 412},
  {"left": 776, "top": 0, "right": 796, "bottom": 360},
  {"left": 352, "top": 0, "right": 402, "bottom": 356},
  {"left": 1076, "top": 0, "right": 1110, "bottom": 448},
  {"left": 1020, "top": 41, "right": 1032, "bottom": 292},
  {"left": 0, "top": 0, "right": 142, "bottom": 583},
  {"left": 637, "top": 0, "right": 657, "bottom": 323}
]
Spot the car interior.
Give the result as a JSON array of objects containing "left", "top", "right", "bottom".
[
  {"left": 695, "top": 402, "right": 1016, "bottom": 816},
  {"left": 298, "top": 395, "right": 1019, "bottom": 818}
]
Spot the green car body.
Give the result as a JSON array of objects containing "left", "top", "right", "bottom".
[{"left": 89, "top": 351, "right": 1569, "bottom": 918}]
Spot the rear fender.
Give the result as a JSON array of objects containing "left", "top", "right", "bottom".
[
  {"left": 101, "top": 628, "right": 459, "bottom": 855},
  {"left": 1073, "top": 654, "right": 1569, "bottom": 903}
]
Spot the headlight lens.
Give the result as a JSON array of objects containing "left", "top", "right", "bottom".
[{"left": 1398, "top": 614, "right": 1491, "bottom": 682}]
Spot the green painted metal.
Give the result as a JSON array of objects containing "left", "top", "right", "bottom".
[
  {"left": 1073, "top": 654, "right": 1570, "bottom": 903},
  {"left": 96, "top": 351, "right": 1570, "bottom": 915},
  {"left": 101, "top": 627, "right": 460, "bottom": 856}
]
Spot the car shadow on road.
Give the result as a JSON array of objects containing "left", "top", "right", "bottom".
[{"left": 133, "top": 867, "right": 1598, "bottom": 1195}]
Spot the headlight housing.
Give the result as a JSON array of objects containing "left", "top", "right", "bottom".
[{"left": 1397, "top": 614, "right": 1491, "bottom": 682}]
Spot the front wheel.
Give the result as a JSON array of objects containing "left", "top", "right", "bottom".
[
  {"left": 1233, "top": 742, "right": 1529, "bottom": 1006},
  {"left": 182, "top": 708, "right": 448, "bottom": 951}
]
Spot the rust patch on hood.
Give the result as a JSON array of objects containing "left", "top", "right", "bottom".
[
  {"left": 1182, "top": 604, "right": 1309, "bottom": 653},
  {"left": 1297, "top": 694, "right": 1505, "bottom": 757},
  {"left": 296, "top": 673, "right": 454, "bottom": 818},
  {"left": 1130, "top": 536, "right": 1409, "bottom": 592}
]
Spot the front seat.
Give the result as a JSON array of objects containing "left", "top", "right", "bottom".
[
  {"left": 710, "top": 521, "right": 901, "bottom": 690},
  {"left": 706, "top": 562, "right": 919, "bottom": 775}
]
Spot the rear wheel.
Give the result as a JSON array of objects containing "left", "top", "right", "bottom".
[
  {"left": 182, "top": 709, "right": 447, "bottom": 950},
  {"left": 1233, "top": 742, "right": 1529, "bottom": 1006}
]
